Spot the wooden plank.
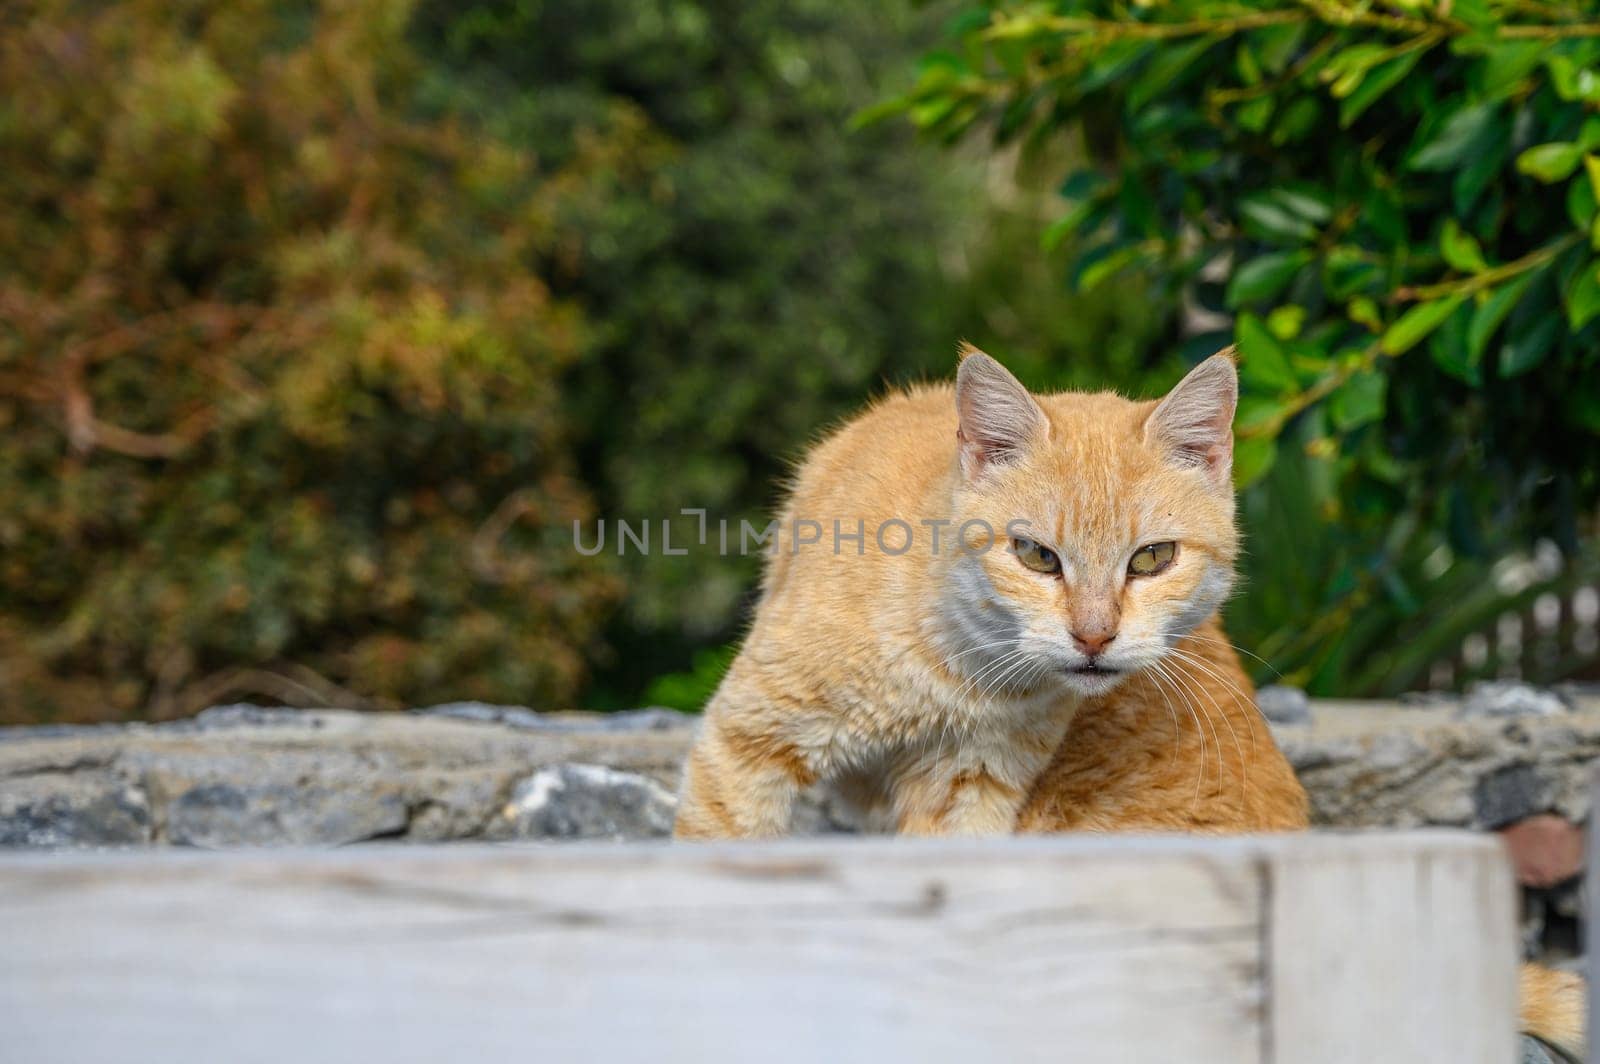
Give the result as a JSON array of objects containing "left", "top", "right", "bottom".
[
  {"left": 0, "top": 834, "right": 1510, "bottom": 1064},
  {"left": 1589, "top": 766, "right": 1600, "bottom": 1064},
  {"left": 1268, "top": 832, "right": 1517, "bottom": 1064}
]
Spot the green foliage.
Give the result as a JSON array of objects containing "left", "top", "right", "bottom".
[
  {"left": 0, "top": 0, "right": 618, "bottom": 722},
  {"left": 886, "top": 0, "right": 1600, "bottom": 692},
  {"left": 415, "top": 0, "right": 1168, "bottom": 704}
]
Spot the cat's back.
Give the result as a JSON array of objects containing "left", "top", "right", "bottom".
[
  {"left": 786, "top": 382, "right": 957, "bottom": 516},
  {"left": 758, "top": 384, "right": 957, "bottom": 599}
]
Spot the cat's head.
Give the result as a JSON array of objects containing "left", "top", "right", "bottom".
[{"left": 939, "top": 345, "right": 1239, "bottom": 699}]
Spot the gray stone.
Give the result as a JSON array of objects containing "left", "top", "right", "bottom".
[
  {"left": 493, "top": 763, "right": 677, "bottom": 841},
  {"left": 5, "top": 694, "right": 1600, "bottom": 849},
  {"left": 418, "top": 702, "right": 697, "bottom": 733},
  {"left": 1255, "top": 685, "right": 1311, "bottom": 725},
  {"left": 1473, "top": 763, "right": 1554, "bottom": 830},
  {"left": 1459, "top": 682, "right": 1571, "bottom": 720},
  {"left": 0, "top": 776, "right": 152, "bottom": 847},
  {"left": 186, "top": 703, "right": 333, "bottom": 731},
  {"left": 166, "top": 783, "right": 410, "bottom": 848},
  {"left": 1520, "top": 1035, "right": 1575, "bottom": 1064}
]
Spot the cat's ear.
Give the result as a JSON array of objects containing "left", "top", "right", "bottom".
[
  {"left": 1144, "top": 349, "right": 1237, "bottom": 483},
  {"left": 955, "top": 344, "right": 1047, "bottom": 480}
]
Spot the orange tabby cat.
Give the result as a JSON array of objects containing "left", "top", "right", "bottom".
[
  {"left": 673, "top": 346, "right": 1582, "bottom": 1055},
  {"left": 676, "top": 346, "right": 1248, "bottom": 838}
]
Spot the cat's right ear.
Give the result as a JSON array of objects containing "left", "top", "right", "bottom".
[
  {"left": 955, "top": 344, "right": 1047, "bottom": 480},
  {"left": 1144, "top": 349, "right": 1238, "bottom": 484}
]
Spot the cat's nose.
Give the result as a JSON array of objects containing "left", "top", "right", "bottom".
[{"left": 1071, "top": 629, "right": 1117, "bottom": 656}]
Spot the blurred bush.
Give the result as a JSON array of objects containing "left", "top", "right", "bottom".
[
  {"left": 0, "top": 0, "right": 618, "bottom": 722},
  {"left": 881, "top": 0, "right": 1600, "bottom": 693},
  {"left": 414, "top": 0, "right": 1030, "bottom": 701}
]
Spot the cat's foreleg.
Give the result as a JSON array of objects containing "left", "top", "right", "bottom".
[{"left": 672, "top": 678, "right": 820, "bottom": 839}]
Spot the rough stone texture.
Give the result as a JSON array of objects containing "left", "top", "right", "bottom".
[
  {"left": 0, "top": 703, "right": 698, "bottom": 849},
  {"left": 165, "top": 783, "right": 410, "bottom": 848},
  {"left": 0, "top": 777, "right": 152, "bottom": 847},
  {"left": 491, "top": 764, "right": 678, "bottom": 841},
  {"left": 1459, "top": 681, "right": 1573, "bottom": 720},
  {"left": 1255, "top": 685, "right": 1311, "bottom": 725},
  {"left": 1267, "top": 693, "right": 1600, "bottom": 831},
  {"left": 4, "top": 692, "right": 1599, "bottom": 847}
]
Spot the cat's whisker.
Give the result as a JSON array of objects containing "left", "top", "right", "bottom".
[
  {"left": 1188, "top": 633, "right": 1285, "bottom": 681},
  {"left": 1156, "top": 649, "right": 1248, "bottom": 808},
  {"left": 1161, "top": 645, "right": 1264, "bottom": 765},
  {"left": 1146, "top": 658, "right": 1208, "bottom": 812},
  {"left": 938, "top": 636, "right": 1027, "bottom": 673},
  {"left": 1150, "top": 656, "right": 1228, "bottom": 810},
  {"left": 974, "top": 649, "right": 1040, "bottom": 705},
  {"left": 954, "top": 646, "right": 1032, "bottom": 705},
  {"left": 1137, "top": 663, "right": 1184, "bottom": 776}
]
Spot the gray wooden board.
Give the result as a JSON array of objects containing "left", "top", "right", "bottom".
[
  {"left": 1590, "top": 765, "right": 1600, "bottom": 1064},
  {"left": 0, "top": 833, "right": 1512, "bottom": 1063}
]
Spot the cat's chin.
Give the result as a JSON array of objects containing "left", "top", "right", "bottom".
[{"left": 1058, "top": 665, "right": 1131, "bottom": 697}]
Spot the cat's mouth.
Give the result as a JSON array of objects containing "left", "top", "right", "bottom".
[{"left": 1067, "top": 662, "right": 1121, "bottom": 676}]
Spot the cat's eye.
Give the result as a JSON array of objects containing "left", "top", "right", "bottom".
[
  {"left": 1128, "top": 541, "right": 1177, "bottom": 576},
  {"left": 1012, "top": 537, "right": 1061, "bottom": 575}
]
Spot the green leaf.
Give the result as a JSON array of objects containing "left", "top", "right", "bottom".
[
  {"left": 1453, "top": 135, "right": 1508, "bottom": 215},
  {"left": 1077, "top": 243, "right": 1146, "bottom": 291},
  {"left": 1467, "top": 270, "right": 1538, "bottom": 365},
  {"left": 1431, "top": 301, "right": 1481, "bottom": 385},
  {"left": 1582, "top": 117, "right": 1600, "bottom": 152},
  {"left": 1381, "top": 295, "right": 1467, "bottom": 355},
  {"left": 1567, "top": 169, "right": 1597, "bottom": 230},
  {"left": 1267, "top": 187, "right": 1332, "bottom": 226},
  {"left": 1348, "top": 295, "right": 1382, "bottom": 332},
  {"left": 1480, "top": 41, "right": 1545, "bottom": 98},
  {"left": 1440, "top": 219, "right": 1487, "bottom": 273},
  {"left": 1040, "top": 199, "right": 1099, "bottom": 250},
  {"left": 848, "top": 96, "right": 910, "bottom": 131},
  {"left": 1429, "top": 297, "right": 1472, "bottom": 370},
  {"left": 1267, "top": 304, "right": 1305, "bottom": 340},
  {"left": 1236, "top": 313, "right": 1300, "bottom": 393},
  {"left": 1548, "top": 54, "right": 1600, "bottom": 102},
  {"left": 1585, "top": 155, "right": 1600, "bottom": 228},
  {"left": 1565, "top": 261, "right": 1600, "bottom": 330},
  {"left": 1127, "top": 34, "right": 1219, "bottom": 112},
  {"left": 1329, "top": 370, "right": 1386, "bottom": 430},
  {"left": 1255, "top": 23, "right": 1307, "bottom": 75},
  {"left": 1226, "top": 250, "right": 1310, "bottom": 307},
  {"left": 1236, "top": 96, "right": 1273, "bottom": 133},
  {"left": 1410, "top": 104, "right": 1497, "bottom": 172},
  {"left": 1238, "top": 196, "right": 1319, "bottom": 245},
  {"left": 1516, "top": 143, "right": 1584, "bottom": 183},
  {"left": 1232, "top": 435, "right": 1278, "bottom": 489},
  {"left": 1236, "top": 41, "right": 1263, "bottom": 86},
  {"left": 1321, "top": 43, "right": 1389, "bottom": 91},
  {"left": 1498, "top": 315, "right": 1560, "bottom": 376},
  {"left": 1339, "top": 50, "right": 1423, "bottom": 127}
]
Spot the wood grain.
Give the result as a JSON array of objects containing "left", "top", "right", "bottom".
[{"left": 0, "top": 834, "right": 1511, "bottom": 1063}]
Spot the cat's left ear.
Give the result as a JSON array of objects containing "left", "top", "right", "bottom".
[
  {"left": 955, "top": 343, "right": 1048, "bottom": 480},
  {"left": 1144, "top": 350, "right": 1237, "bottom": 484}
]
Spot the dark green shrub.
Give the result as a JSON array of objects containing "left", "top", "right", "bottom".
[{"left": 882, "top": 0, "right": 1600, "bottom": 691}]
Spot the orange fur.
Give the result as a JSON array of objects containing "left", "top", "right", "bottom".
[
  {"left": 672, "top": 347, "right": 1583, "bottom": 1054},
  {"left": 675, "top": 347, "right": 1244, "bottom": 839},
  {"left": 1015, "top": 615, "right": 1307, "bottom": 834}
]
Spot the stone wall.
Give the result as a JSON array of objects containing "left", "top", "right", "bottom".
[{"left": 4, "top": 686, "right": 1596, "bottom": 957}]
